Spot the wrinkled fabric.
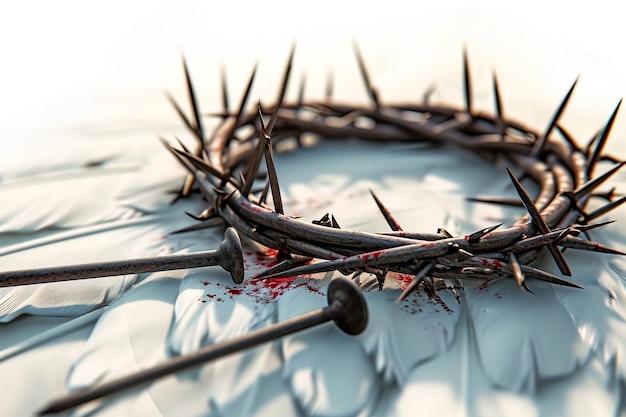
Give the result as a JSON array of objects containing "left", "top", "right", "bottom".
[{"left": 1, "top": 137, "right": 626, "bottom": 417}]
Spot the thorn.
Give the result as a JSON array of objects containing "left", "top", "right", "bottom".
[
  {"left": 397, "top": 262, "right": 435, "bottom": 302},
  {"left": 572, "top": 162, "right": 625, "bottom": 201},
  {"left": 437, "top": 228, "right": 453, "bottom": 238},
  {"left": 369, "top": 190, "right": 403, "bottom": 231},
  {"left": 170, "top": 147, "right": 224, "bottom": 180},
  {"left": 555, "top": 124, "right": 582, "bottom": 152},
  {"left": 170, "top": 217, "right": 224, "bottom": 234},
  {"left": 584, "top": 128, "right": 601, "bottom": 159},
  {"left": 174, "top": 136, "right": 204, "bottom": 197},
  {"left": 160, "top": 137, "right": 195, "bottom": 200},
  {"left": 184, "top": 208, "right": 214, "bottom": 221},
  {"left": 325, "top": 69, "right": 334, "bottom": 102},
  {"left": 521, "top": 264, "right": 582, "bottom": 289},
  {"left": 220, "top": 64, "right": 230, "bottom": 117},
  {"left": 250, "top": 254, "right": 313, "bottom": 281},
  {"left": 241, "top": 114, "right": 268, "bottom": 197},
  {"left": 423, "top": 84, "right": 436, "bottom": 105},
  {"left": 561, "top": 236, "right": 626, "bottom": 255},
  {"left": 462, "top": 46, "right": 473, "bottom": 117},
  {"left": 225, "top": 63, "right": 258, "bottom": 139},
  {"left": 467, "top": 223, "right": 502, "bottom": 243},
  {"left": 182, "top": 55, "right": 205, "bottom": 151},
  {"left": 531, "top": 77, "right": 578, "bottom": 156},
  {"left": 586, "top": 196, "right": 626, "bottom": 221},
  {"left": 267, "top": 42, "right": 296, "bottom": 136},
  {"left": 312, "top": 213, "right": 332, "bottom": 227},
  {"left": 587, "top": 98, "right": 622, "bottom": 178},
  {"left": 507, "top": 168, "right": 572, "bottom": 276},
  {"left": 259, "top": 103, "right": 284, "bottom": 214},
  {"left": 466, "top": 196, "right": 524, "bottom": 207},
  {"left": 297, "top": 72, "right": 307, "bottom": 107},
  {"left": 166, "top": 92, "right": 195, "bottom": 138},
  {"left": 492, "top": 70, "right": 505, "bottom": 138},
  {"left": 352, "top": 40, "right": 380, "bottom": 110},
  {"left": 258, "top": 180, "right": 270, "bottom": 206},
  {"left": 508, "top": 252, "right": 527, "bottom": 291}
]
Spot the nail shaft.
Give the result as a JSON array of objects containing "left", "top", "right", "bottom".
[
  {"left": 38, "top": 278, "right": 367, "bottom": 415},
  {"left": 0, "top": 228, "right": 245, "bottom": 286}
]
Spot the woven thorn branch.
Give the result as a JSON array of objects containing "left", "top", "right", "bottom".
[
  {"left": 2, "top": 43, "right": 623, "bottom": 302},
  {"left": 162, "top": 43, "right": 626, "bottom": 300}
]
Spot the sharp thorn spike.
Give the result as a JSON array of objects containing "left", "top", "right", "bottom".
[
  {"left": 259, "top": 103, "right": 284, "bottom": 214},
  {"left": 573, "top": 161, "right": 625, "bottom": 200},
  {"left": 555, "top": 124, "right": 583, "bottom": 152},
  {"left": 492, "top": 70, "right": 505, "bottom": 138},
  {"left": 352, "top": 40, "right": 380, "bottom": 109},
  {"left": 531, "top": 77, "right": 579, "bottom": 156},
  {"left": 166, "top": 92, "right": 195, "bottom": 136},
  {"left": 508, "top": 252, "right": 526, "bottom": 290},
  {"left": 423, "top": 84, "right": 436, "bottom": 105},
  {"left": 397, "top": 262, "right": 435, "bottom": 302},
  {"left": 258, "top": 180, "right": 270, "bottom": 205},
  {"left": 586, "top": 197, "right": 626, "bottom": 221},
  {"left": 561, "top": 236, "right": 626, "bottom": 255},
  {"left": 587, "top": 98, "right": 622, "bottom": 178},
  {"left": 521, "top": 265, "right": 582, "bottom": 289},
  {"left": 467, "top": 223, "right": 503, "bottom": 243},
  {"left": 267, "top": 42, "right": 296, "bottom": 136},
  {"left": 220, "top": 64, "right": 230, "bottom": 116},
  {"left": 170, "top": 217, "right": 224, "bottom": 235},
  {"left": 250, "top": 255, "right": 313, "bottom": 280},
  {"left": 182, "top": 55, "right": 205, "bottom": 149},
  {"left": 325, "top": 69, "right": 334, "bottom": 102},
  {"left": 171, "top": 147, "right": 224, "bottom": 180},
  {"left": 462, "top": 46, "right": 473, "bottom": 117},
  {"left": 369, "top": 189, "right": 403, "bottom": 231},
  {"left": 466, "top": 196, "right": 524, "bottom": 207},
  {"left": 297, "top": 72, "right": 307, "bottom": 107},
  {"left": 234, "top": 63, "right": 258, "bottom": 127},
  {"left": 241, "top": 119, "right": 268, "bottom": 196},
  {"left": 506, "top": 168, "right": 572, "bottom": 276}
]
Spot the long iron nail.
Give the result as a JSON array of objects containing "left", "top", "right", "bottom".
[
  {"left": 37, "top": 278, "right": 368, "bottom": 415},
  {"left": 0, "top": 227, "right": 245, "bottom": 286}
]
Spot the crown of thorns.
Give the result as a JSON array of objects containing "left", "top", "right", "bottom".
[{"left": 161, "top": 43, "right": 625, "bottom": 301}]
